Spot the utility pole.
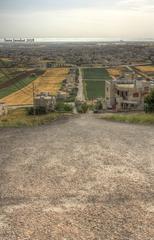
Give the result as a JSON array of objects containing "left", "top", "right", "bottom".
[{"left": 32, "top": 82, "right": 36, "bottom": 116}]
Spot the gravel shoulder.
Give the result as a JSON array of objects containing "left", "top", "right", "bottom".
[{"left": 0, "top": 114, "right": 154, "bottom": 240}]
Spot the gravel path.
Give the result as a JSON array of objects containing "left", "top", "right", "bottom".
[{"left": 0, "top": 114, "right": 154, "bottom": 240}]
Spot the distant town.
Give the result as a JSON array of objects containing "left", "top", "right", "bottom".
[{"left": 0, "top": 40, "right": 154, "bottom": 117}]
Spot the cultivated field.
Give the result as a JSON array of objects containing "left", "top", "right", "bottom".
[
  {"left": 84, "top": 80, "right": 106, "bottom": 99},
  {"left": 135, "top": 65, "right": 154, "bottom": 73},
  {"left": 1, "top": 68, "right": 69, "bottom": 105},
  {"left": 0, "top": 75, "right": 37, "bottom": 99},
  {"left": 82, "top": 68, "right": 111, "bottom": 80},
  {"left": 107, "top": 67, "right": 123, "bottom": 78},
  {"left": 0, "top": 68, "right": 25, "bottom": 85},
  {"left": 82, "top": 68, "right": 111, "bottom": 100}
]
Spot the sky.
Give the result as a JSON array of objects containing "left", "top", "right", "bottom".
[{"left": 0, "top": 0, "right": 154, "bottom": 39}]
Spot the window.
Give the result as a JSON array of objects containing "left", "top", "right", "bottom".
[{"left": 133, "top": 92, "right": 139, "bottom": 98}]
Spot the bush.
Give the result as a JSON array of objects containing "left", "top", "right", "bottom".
[
  {"left": 55, "top": 102, "right": 73, "bottom": 112},
  {"left": 144, "top": 89, "right": 154, "bottom": 113},
  {"left": 27, "top": 106, "right": 47, "bottom": 115},
  {"left": 76, "top": 101, "right": 89, "bottom": 113},
  {"left": 94, "top": 100, "right": 103, "bottom": 111}
]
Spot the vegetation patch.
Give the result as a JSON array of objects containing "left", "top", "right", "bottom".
[
  {"left": 101, "top": 113, "right": 154, "bottom": 125},
  {"left": 85, "top": 80, "right": 105, "bottom": 99},
  {"left": 1, "top": 68, "right": 69, "bottom": 106},
  {"left": 82, "top": 68, "right": 112, "bottom": 80},
  {"left": 82, "top": 68, "right": 111, "bottom": 100},
  {"left": 0, "top": 68, "right": 26, "bottom": 85},
  {"left": 55, "top": 102, "right": 73, "bottom": 112},
  {"left": 135, "top": 65, "right": 154, "bottom": 73},
  {"left": 0, "top": 108, "right": 69, "bottom": 127},
  {"left": 0, "top": 75, "right": 38, "bottom": 99},
  {"left": 75, "top": 101, "right": 89, "bottom": 113}
]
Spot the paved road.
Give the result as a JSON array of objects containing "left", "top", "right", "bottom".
[
  {"left": 0, "top": 115, "right": 154, "bottom": 240},
  {"left": 76, "top": 68, "right": 85, "bottom": 101}
]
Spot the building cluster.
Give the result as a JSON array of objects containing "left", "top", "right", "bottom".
[
  {"left": 34, "top": 68, "right": 78, "bottom": 112},
  {"left": 1, "top": 42, "right": 154, "bottom": 69}
]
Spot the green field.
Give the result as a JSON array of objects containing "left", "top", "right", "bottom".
[
  {"left": 0, "top": 73, "right": 6, "bottom": 84},
  {"left": 82, "top": 68, "right": 111, "bottom": 100},
  {"left": 102, "top": 113, "right": 154, "bottom": 125},
  {"left": 0, "top": 68, "right": 26, "bottom": 84},
  {"left": 82, "top": 68, "right": 112, "bottom": 80},
  {"left": 0, "top": 75, "right": 37, "bottom": 99},
  {"left": 84, "top": 80, "right": 105, "bottom": 99}
]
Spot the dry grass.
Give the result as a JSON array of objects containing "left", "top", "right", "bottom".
[
  {"left": 0, "top": 57, "right": 13, "bottom": 62},
  {"left": 101, "top": 113, "right": 154, "bottom": 124},
  {"left": 0, "top": 108, "right": 66, "bottom": 127},
  {"left": 1, "top": 68, "right": 69, "bottom": 105},
  {"left": 107, "top": 68, "right": 123, "bottom": 78},
  {"left": 135, "top": 65, "right": 154, "bottom": 73}
]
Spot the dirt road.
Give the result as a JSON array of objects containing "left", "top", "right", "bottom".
[
  {"left": 76, "top": 68, "right": 85, "bottom": 101},
  {"left": 0, "top": 115, "right": 154, "bottom": 240}
]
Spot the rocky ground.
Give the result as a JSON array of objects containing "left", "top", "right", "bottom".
[{"left": 0, "top": 114, "right": 154, "bottom": 240}]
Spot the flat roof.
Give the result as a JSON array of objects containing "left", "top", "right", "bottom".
[{"left": 116, "top": 84, "right": 134, "bottom": 90}]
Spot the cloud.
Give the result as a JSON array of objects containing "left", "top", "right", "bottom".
[
  {"left": 0, "top": 8, "right": 154, "bottom": 38},
  {"left": 1, "top": 0, "right": 154, "bottom": 13},
  {"left": 0, "top": 0, "right": 114, "bottom": 12},
  {"left": 117, "top": 0, "right": 154, "bottom": 12},
  {"left": 0, "top": 0, "right": 154, "bottom": 38}
]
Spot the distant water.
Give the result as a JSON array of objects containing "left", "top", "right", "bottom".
[
  {"left": 0, "top": 37, "right": 154, "bottom": 43},
  {"left": 35, "top": 37, "right": 121, "bottom": 42}
]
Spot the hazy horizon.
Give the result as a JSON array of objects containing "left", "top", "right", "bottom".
[{"left": 0, "top": 0, "right": 154, "bottom": 38}]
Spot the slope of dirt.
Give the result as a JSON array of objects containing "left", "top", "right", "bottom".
[{"left": 0, "top": 115, "right": 154, "bottom": 240}]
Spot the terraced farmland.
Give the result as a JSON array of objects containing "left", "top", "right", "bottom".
[
  {"left": 0, "top": 68, "right": 25, "bottom": 85},
  {"left": 0, "top": 69, "right": 43, "bottom": 99},
  {"left": 135, "top": 65, "right": 154, "bottom": 73},
  {"left": 82, "top": 68, "right": 111, "bottom": 100},
  {"left": 0, "top": 75, "right": 38, "bottom": 99},
  {"left": 1, "top": 68, "right": 69, "bottom": 106}
]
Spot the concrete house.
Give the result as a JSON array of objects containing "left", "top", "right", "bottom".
[
  {"left": 105, "top": 79, "right": 151, "bottom": 111},
  {"left": 34, "top": 92, "right": 56, "bottom": 112}
]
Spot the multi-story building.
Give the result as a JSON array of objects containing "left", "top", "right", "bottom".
[
  {"left": 105, "top": 79, "right": 153, "bottom": 111},
  {"left": 34, "top": 92, "right": 56, "bottom": 112}
]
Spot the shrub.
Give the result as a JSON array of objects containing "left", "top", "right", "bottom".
[
  {"left": 55, "top": 102, "right": 73, "bottom": 112},
  {"left": 76, "top": 102, "right": 89, "bottom": 113},
  {"left": 27, "top": 106, "right": 47, "bottom": 115},
  {"left": 144, "top": 89, "right": 154, "bottom": 113},
  {"left": 94, "top": 100, "right": 103, "bottom": 111}
]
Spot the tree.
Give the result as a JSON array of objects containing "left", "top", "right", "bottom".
[{"left": 144, "top": 89, "right": 154, "bottom": 113}]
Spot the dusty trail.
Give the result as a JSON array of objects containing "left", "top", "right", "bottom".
[
  {"left": 0, "top": 114, "right": 154, "bottom": 239},
  {"left": 76, "top": 68, "right": 85, "bottom": 101}
]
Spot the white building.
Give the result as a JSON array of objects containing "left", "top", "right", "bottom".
[
  {"left": 105, "top": 79, "right": 152, "bottom": 111},
  {"left": 34, "top": 92, "right": 56, "bottom": 112},
  {"left": 0, "top": 102, "right": 8, "bottom": 116}
]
